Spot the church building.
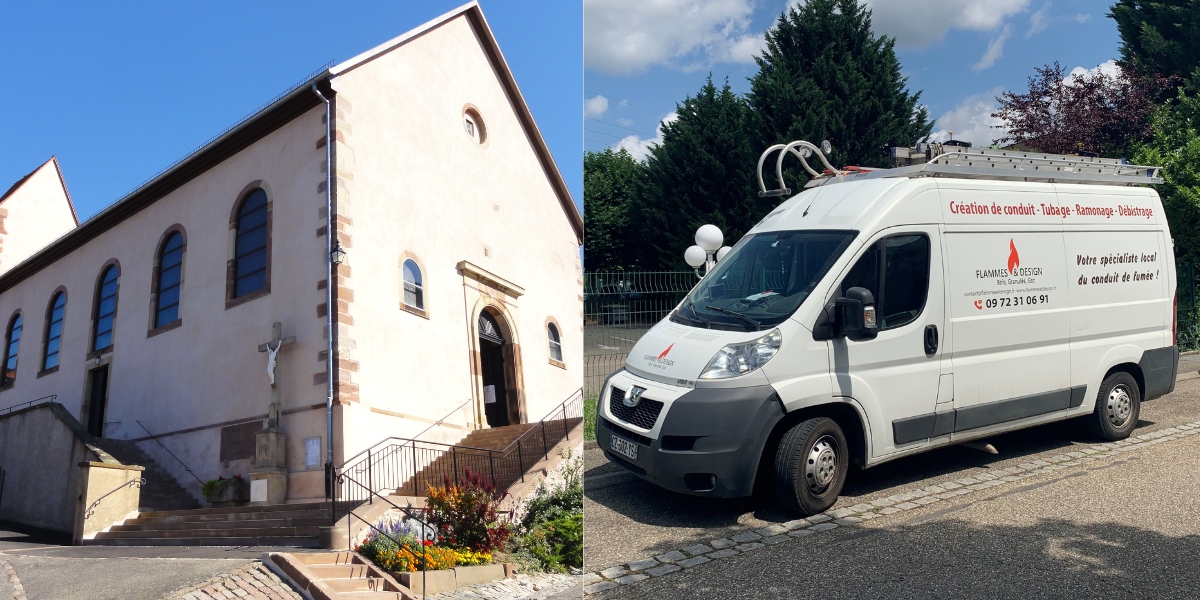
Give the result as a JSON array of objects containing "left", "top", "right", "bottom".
[{"left": 0, "top": 0, "right": 582, "bottom": 526}]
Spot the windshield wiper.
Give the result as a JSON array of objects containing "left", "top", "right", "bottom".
[
  {"left": 686, "top": 299, "right": 713, "bottom": 328},
  {"left": 705, "top": 305, "right": 761, "bottom": 331}
]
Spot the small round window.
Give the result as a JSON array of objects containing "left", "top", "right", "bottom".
[{"left": 463, "top": 107, "right": 486, "bottom": 144}]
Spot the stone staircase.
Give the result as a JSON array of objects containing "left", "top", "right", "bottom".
[
  {"left": 268, "top": 551, "right": 415, "bottom": 599},
  {"left": 94, "top": 438, "right": 201, "bottom": 512},
  {"left": 86, "top": 502, "right": 329, "bottom": 547},
  {"left": 396, "top": 421, "right": 583, "bottom": 496}
]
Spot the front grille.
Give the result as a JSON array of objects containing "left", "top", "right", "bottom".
[
  {"left": 609, "top": 386, "right": 664, "bottom": 430},
  {"left": 599, "top": 416, "right": 653, "bottom": 446}
]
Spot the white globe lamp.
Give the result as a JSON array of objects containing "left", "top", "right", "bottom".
[
  {"left": 684, "top": 245, "right": 707, "bottom": 269},
  {"left": 695, "top": 224, "right": 724, "bottom": 252},
  {"left": 716, "top": 246, "right": 732, "bottom": 262}
]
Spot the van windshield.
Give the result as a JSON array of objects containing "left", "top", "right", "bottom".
[{"left": 675, "top": 230, "right": 856, "bottom": 330}]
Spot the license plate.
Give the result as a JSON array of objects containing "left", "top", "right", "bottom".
[{"left": 609, "top": 434, "right": 640, "bottom": 462}]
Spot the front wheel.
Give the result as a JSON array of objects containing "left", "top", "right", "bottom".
[
  {"left": 1087, "top": 372, "right": 1141, "bottom": 441},
  {"left": 774, "top": 417, "right": 848, "bottom": 515}
]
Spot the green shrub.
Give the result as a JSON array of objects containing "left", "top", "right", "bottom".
[
  {"left": 424, "top": 469, "right": 512, "bottom": 553},
  {"left": 509, "top": 449, "right": 583, "bottom": 572}
]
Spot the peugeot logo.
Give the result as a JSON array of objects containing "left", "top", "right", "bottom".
[{"left": 623, "top": 386, "right": 647, "bottom": 408}]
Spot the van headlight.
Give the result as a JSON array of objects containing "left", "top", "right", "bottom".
[{"left": 699, "top": 329, "right": 782, "bottom": 379}]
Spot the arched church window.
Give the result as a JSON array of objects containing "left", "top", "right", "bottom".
[
  {"left": 3, "top": 312, "right": 22, "bottom": 387},
  {"left": 463, "top": 107, "right": 486, "bottom": 144},
  {"left": 155, "top": 231, "right": 185, "bottom": 327},
  {"left": 43, "top": 292, "right": 65, "bottom": 371},
  {"left": 233, "top": 189, "right": 269, "bottom": 299},
  {"left": 547, "top": 322, "right": 563, "bottom": 362},
  {"left": 402, "top": 259, "right": 424, "bottom": 310},
  {"left": 93, "top": 265, "right": 119, "bottom": 352}
]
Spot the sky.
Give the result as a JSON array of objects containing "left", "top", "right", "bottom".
[
  {"left": 0, "top": 0, "right": 582, "bottom": 222},
  {"left": 584, "top": 0, "right": 1124, "bottom": 161}
]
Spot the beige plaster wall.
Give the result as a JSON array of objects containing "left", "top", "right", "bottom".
[
  {"left": 0, "top": 403, "right": 95, "bottom": 532},
  {"left": 0, "top": 160, "right": 77, "bottom": 276},
  {"left": 73, "top": 462, "right": 144, "bottom": 543},
  {"left": 0, "top": 108, "right": 333, "bottom": 501},
  {"left": 330, "top": 14, "right": 583, "bottom": 461}
]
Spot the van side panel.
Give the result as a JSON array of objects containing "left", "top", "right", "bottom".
[
  {"left": 943, "top": 230, "right": 1073, "bottom": 424},
  {"left": 1063, "top": 229, "right": 1168, "bottom": 408}
]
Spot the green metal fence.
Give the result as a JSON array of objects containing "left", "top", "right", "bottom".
[
  {"left": 1178, "top": 262, "right": 1198, "bottom": 352},
  {"left": 584, "top": 271, "right": 697, "bottom": 397}
]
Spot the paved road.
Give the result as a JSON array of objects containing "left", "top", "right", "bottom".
[
  {"left": 0, "top": 523, "right": 319, "bottom": 600},
  {"left": 585, "top": 359, "right": 1200, "bottom": 598}
]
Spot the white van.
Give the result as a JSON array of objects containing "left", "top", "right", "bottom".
[{"left": 596, "top": 144, "right": 1179, "bottom": 515}]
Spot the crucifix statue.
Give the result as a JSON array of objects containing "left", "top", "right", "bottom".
[
  {"left": 250, "top": 322, "right": 295, "bottom": 506},
  {"left": 257, "top": 322, "right": 295, "bottom": 428}
]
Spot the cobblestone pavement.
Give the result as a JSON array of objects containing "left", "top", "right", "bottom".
[
  {"left": 2, "top": 558, "right": 25, "bottom": 600},
  {"left": 585, "top": 366, "right": 1200, "bottom": 597},
  {"left": 432, "top": 572, "right": 582, "bottom": 599},
  {"left": 163, "top": 561, "right": 302, "bottom": 600}
]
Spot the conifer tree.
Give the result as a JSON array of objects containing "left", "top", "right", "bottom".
[
  {"left": 632, "top": 76, "right": 764, "bottom": 270},
  {"left": 748, "top": 0, "right": 932, "bottom": 190},
  {"left": 583, "top": 148, "right": 642, "bottom": 272}
]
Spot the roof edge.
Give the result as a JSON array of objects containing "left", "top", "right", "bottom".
[{"left": 329, "top": 2, "right": 583, "bottom": 243}]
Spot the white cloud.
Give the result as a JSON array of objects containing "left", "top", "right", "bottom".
[
  {"left": 584, "top": 0, "right": 759, "bottom": 75},
  {"left": 927, "top": 88, "right": 1006, "bottom": 148},
  {"left": 616, "top": 118, "right": 635, "bottom": 127},
  {"left": 1075, "top": 13, "right": 1091, "bottom": 23},
  {"left": 613, "top": 112, "right": 679, "bottom": 160},
  {"left": 1067, "top": 59, "right": 1120, "bottom": 81},
  {"left": 860, "top": 0, "right": 1029, "bottom": 48},
  {"left": 972, "top": 24, "right": 1011, "bottom": 70},
  {"left": 1027, "top": 2, "right": 1050, "bottom": 38},
  {"left": 585, "top": 95, "right": 610, "bottom": 119}
]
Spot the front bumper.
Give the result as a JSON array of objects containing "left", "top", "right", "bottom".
[{"left": 595, "top": 373, "right": 785, "bottom": 498}]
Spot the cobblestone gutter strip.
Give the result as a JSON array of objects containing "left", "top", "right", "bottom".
[
  {"left": 162, "top": 561, "right": 303, "bottom": 600},
  {"left": 583, "top": 420, "right": 1200, "bottom": 595},
  {"left": 432, "top": 572, "right": 581, "bottom": 599},
  {"left": 1, "top": 558, "right": 25, "bottom": 600}
]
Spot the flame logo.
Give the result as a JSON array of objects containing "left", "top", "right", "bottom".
[
  {"left": 1007, "top": 239, "right": 1020, "bottom": 274},
  {"left": 658, "top": 344, "right": 674, "bottom": 360}
]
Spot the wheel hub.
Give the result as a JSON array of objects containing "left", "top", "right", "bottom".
[
  {"left": 805, "top": 436, "right": 838, "bottom": 493},
  {"left": 1106, "top": 384, "right": 1133, "bottom": 427}
]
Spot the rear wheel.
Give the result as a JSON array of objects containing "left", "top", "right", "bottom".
[
  {"left": 774, "top": 417, "right": 848, "bottom": 515},
  {"left": 1087, "top": 372, "right": 1141, "bottom": 441}
]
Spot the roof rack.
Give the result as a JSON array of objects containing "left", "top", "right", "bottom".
[{"left": 755, "top": 142, "right": 1164, "bottom": 196}]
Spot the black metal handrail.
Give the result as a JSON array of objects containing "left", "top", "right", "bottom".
[
  {"left": 0, "top": 395, "right": 56, "bottom": 417},
  {"left": 135, "top": 420, "right": 204, "bottom": 485},
  {"left": 330, "top": 389, "right": 584, "bottom": 524},
  {"left": 408, "top": 399, "right": 473, "bottom": 442},
  {"left": 84, "top": 477, "right": 146, "bottom": 520},
  {"left": 338, "top": 472, "right": 433, "bottom": 600}
]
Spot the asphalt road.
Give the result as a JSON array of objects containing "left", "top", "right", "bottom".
[
  {"left": 0, "top": 523, "right": 319, "bottom": 600},
  {"left": 585, "top": 359, "right": 1200, "bottom": 598},
  {"left": 600, "top": 431, "right": 1200, "bottom": 599}
]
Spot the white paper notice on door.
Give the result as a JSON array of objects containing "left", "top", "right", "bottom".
[{"left": 484, "top": 385, "right": 497, "bottom": 404}]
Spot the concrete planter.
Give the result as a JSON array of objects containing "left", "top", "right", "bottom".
[{"left": 392, "top": 563, "right": 515, "bottom": 596}]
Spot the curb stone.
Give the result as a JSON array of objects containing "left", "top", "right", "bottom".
[{"left": 583, "top": 417, "right": 1200, "bottom": 595}]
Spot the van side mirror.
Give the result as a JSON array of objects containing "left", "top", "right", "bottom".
[{"left": 834, "top": 287, "right": 878, "bottom": 341}]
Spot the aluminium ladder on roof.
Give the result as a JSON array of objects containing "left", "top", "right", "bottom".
[{"left": 755, "top": 141, "right": 1165, "bottom": 196}]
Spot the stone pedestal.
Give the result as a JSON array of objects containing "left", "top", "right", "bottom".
[{"left": 251, "top": 427, "right": 287, "bottom": 505}]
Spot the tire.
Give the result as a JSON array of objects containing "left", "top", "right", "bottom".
[
  {"left": 1087, "top": 371, "right": 1141, "bottom": 441},
  {"left": 774, "top": 417, "right": 849, "bottom": 515}
]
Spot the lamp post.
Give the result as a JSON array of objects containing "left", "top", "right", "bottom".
[{"left": 684, "top": 224, "right": 732, "bottom": 279}]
